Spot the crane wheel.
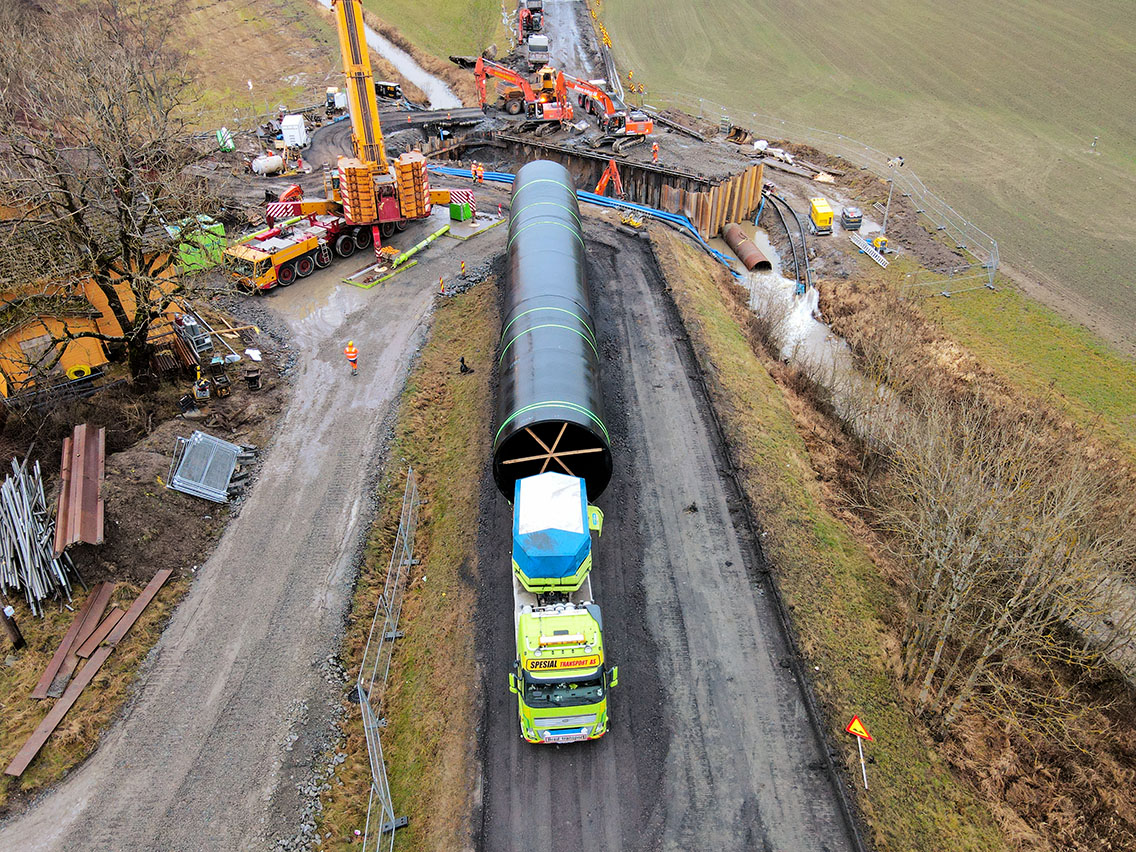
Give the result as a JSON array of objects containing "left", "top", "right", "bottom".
[
  {"left": 276, "top": 262, "right": 297, "bottom": 286},
  {"left": 335, "top": 234, "right": 356, "bottom": 258},
  {"left": 66, "top": 364, "right": 92, "bottom": 380},
  {"left": 295, "top": 254, "right": 316, "bottom": 277},
  {"left": 395, "top": 219, "right": 408, "bottom": 232},
  {"left": 314, "top": 245, "right": 333, "bottom": 268},
  {"left": 353, "top": 227, "right": 373, "bottom": 250},
  {"left": 380, "top": 221, "right": 396, "bottom": 239}
]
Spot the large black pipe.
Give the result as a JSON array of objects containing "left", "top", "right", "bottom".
[{"left": 493, "top": 160, "right": 612, "bottom": 501}]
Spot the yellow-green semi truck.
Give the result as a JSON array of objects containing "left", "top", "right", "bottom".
[{"left": 507, "top": 472, "right": 618, "bottom": 744}]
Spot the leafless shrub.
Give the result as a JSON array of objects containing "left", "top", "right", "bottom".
[{"left": 867, "top": 391, "right": 1136, "bottom": 726}]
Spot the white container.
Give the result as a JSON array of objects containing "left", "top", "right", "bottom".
[
  {"left": 334, "top": 92, "right": 348, "bottom": 110},
  {"left": 251, "top": 154, "right": 284, "bottom": 175},
  {"left": 280, "top": 114, "right": 310, "bottom": 149}
]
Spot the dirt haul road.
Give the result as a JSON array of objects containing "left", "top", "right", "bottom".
[
  {"left": 475, "top": 223, "right": 856, "bottom": 852},
  {"left": 0, "top": 217, "right": 506, "bottom": 851}
]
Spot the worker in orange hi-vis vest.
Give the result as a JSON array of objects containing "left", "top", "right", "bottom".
[
  {"left": 344, "top": 340, "right": 359, "bottom": 376},
  {"left": 652, "top": 141, "right": 659, "bottom": 163}
]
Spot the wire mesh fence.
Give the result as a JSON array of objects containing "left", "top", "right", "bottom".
[
  {"left": 358, "top": 468, "right": 420, "bottom": 851},
  {"left": 641, "top": 89, "right": 999, "bottom": 287}
]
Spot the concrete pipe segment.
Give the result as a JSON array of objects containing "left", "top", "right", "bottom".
[
  {"left": 493, "top": 160, "right": 613, "bottom": 501},
  {"left": 722, "top": 222, "right": 772, "bottom": 271}
]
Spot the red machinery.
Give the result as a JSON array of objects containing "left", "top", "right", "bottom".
[
  {"left": 563, "top": 75, "right": 653, "bottom": 152},
  {"left": 594, "top": 158, "right": 625, "bottom": 199}
]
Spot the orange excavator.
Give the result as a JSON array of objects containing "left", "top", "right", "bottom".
[
  {"left": 562, "top": 75, "right": 653, "bottom": 152},
  {"left": 594, "top": 158, "right": 624, "bottom": 199},
  {"left": 475, "top": 57, "right": 573, "bottom": 123}
]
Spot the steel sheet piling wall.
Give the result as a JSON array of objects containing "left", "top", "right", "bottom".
[{"left": 493, "top": 161, "right": 613, "bottom": 501}]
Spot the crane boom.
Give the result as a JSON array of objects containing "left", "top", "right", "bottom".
[{"left": 333, "top": 0, "right": 388, "bottom": 172}]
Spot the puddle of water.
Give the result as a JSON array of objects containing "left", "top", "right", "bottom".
[{"left": 313, "top": 0, "right": 461, "bottom": 109}]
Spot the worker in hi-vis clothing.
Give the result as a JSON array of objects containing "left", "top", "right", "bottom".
[{"left": 344, "top": 340, "right": 359, "bottom": 375}]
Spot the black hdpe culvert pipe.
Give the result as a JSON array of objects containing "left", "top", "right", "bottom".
[{"left": 493, "top": 160, "right": 613, "bottom": 501}]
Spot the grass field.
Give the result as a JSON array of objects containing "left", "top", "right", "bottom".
[
  {"left": 601, "top": 0, "right": 1136, "bottom": 352},
  {"left": 361, "top": 0, "right": 509, "bottom": 61},
  {"left": 181, "top": 0, "right": 342, "bottom": 125},
  {"left": 922, "top": 276, "right": 1136, "bottom": 457}
]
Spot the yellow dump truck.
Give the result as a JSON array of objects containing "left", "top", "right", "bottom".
[{"left": 809, "top": 197, "right": 833, "bottom": 235}]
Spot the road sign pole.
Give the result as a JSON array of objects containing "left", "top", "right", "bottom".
[{"left": 857, "top": 737, "right": 868, "bottom": 790}]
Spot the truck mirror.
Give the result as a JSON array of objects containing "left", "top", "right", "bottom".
[
  {"left": 508, "top": 673, "right": 519, "bottom": 694},
  {"left": 588, "top": 505, "right": 604, "bottom": 535},
  {"left": 609, "top": 666, "right": 619, "bottom": 688}
]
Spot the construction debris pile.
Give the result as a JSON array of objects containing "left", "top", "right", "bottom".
[{"left": 0, "top": 457, "right": 76, "bottom": 615}]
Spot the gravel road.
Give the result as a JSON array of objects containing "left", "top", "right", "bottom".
[
  {"left": 474, "top": 222, "right": 856, "bottom": 852},
  {"left": 0, "top": 214, "right": 506, "bottom": 851}
]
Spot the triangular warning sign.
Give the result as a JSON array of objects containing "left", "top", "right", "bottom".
[{"left": 845, "top": 715, "right": 873, "bottom": 741}]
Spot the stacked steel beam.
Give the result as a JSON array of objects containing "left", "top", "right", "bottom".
[{"left": 0, "top": 458, "right": 75, "bottom": 615}]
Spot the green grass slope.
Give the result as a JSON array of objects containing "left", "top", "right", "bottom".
[{"left": 603, "top": 0, "right": 1136, "bottom": 351}]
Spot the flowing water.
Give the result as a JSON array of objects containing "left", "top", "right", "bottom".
[{"left": 313, "top": 0, "right": 462, "bottom": 109}]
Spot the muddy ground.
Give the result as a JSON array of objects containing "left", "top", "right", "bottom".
[
  {"left": 474, "top": 221, "right": 856, "bottom": 852},
  {"left": 0, "top": 199, "right": 512, "bottom": 850}
]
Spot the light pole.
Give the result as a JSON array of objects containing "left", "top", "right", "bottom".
[{"left": 882, "top": 179, "right": 894, "bottom": 235}]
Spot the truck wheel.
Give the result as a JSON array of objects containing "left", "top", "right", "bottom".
[
  {"left": 395, "top": 219, "right": 408, "bottom": 232},
  {"left": 295, "top": 254, "right": 316, "bottom": 277},
  {"left": 380, "top": 221, "right": 396, "bottom": 239},
  {"left": 334, "top": 234, "right": 356, "bottom": 258},
  {"left": 353, "top": 227, "right": 373, "bottom": 250},
  {"left": 276, "top": 262, "right": 297, "bottom": 286},
  {"left": 505, "top": 98, "right": 523, "bottom": 116},
  {"left": 314, "top": 245, "right": 333, "bottom": 269}
]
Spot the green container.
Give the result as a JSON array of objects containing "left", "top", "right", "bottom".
[{"left": 449, "top": 202, "right": 473, "bottom": 222}]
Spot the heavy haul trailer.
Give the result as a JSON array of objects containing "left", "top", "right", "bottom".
[
  {"left": 497, "top": 162, "right": 618, "bottom": 744},
  {"left": 507, "top": 472, "right": 617, "bottom": 744}
]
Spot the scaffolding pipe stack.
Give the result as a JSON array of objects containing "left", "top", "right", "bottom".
[
  {"left": 0, "top": 458, "right": 75, "bottom": 615},
  {"left": 493, "top": 160, "right": 612, "bottom": 501}
]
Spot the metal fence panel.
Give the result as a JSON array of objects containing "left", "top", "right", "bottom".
[{"left": 357, "top": 468, "right": 420, "bottom": 851}]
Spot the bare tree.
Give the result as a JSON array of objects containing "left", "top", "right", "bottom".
[
  {"left": 870, "top": 392, "right": 1136, "bottom": 726},
  {"left": 0, "top": 1, "right": 220, "bottom": 382}
]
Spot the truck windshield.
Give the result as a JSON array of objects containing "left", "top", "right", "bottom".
[
  {"left": 523, "top": 672, "right": 604, "bottom": 708},
  {"left": 224, "top": 254, "right": 254, "bottom": 277}
]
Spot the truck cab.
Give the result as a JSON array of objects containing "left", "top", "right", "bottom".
[
  {"left": 526, "top": 34, "right": 550, "bottom": 70},
  {"left": 508, "top": 472, "right": 616, "bottom": 743},
  {"left": 510, "top": 602, "right": 618, "bottom": 744}
]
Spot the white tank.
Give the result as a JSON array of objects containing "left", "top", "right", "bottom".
[{"left": 251, "top": 154, "right": 284, "bottom": 175}]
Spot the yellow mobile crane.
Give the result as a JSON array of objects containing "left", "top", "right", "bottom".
[{"left": 329, "top": 0, "right": 432, "bottom": 247}]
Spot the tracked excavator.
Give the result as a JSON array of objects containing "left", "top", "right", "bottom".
[{"left": 563, "top": 75, "right": 653, "bottom": 153}]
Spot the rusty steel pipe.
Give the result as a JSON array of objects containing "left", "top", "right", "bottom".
[{"left": 722, "top": 223, "right": 772, "bottom": 271}]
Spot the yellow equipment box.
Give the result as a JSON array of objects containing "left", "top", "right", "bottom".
[{"left": 809, "top": 197, "right": 833, "bottom": 234}]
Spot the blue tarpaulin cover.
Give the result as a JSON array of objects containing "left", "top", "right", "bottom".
[{"left": 513, "top": 473, "right": 590, "bottom": 581}]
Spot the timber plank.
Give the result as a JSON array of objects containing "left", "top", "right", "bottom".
[
  {"left": 76, "top": 607, "right": 125, "bottom": 658},
  {"left": 46, "top": 582, "right": 113, "bottom": 698},
  {"left": 105, "top": 569, "right": 172, "bottom": 647},
  {"left": 30, "top": 583, "right": 106, "bottom": 700},
  {"left": 5, "top": 647, "right": 113, "bottom": 776}
]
